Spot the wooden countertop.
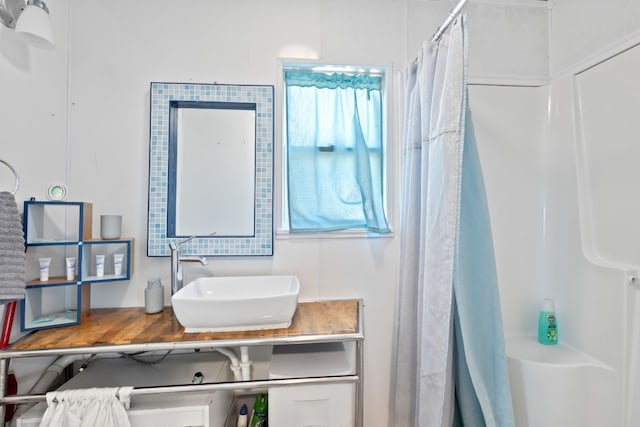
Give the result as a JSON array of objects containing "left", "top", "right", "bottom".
[{"left": 8, "top": 299, "right": 360, "bottom": 352}]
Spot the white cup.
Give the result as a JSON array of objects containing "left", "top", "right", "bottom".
[
  {"left": 144, "top": 285, "right": 164, "bottom": 314},
  {"left": 100, "top": 215, "right": 122, "bottom": 240}
]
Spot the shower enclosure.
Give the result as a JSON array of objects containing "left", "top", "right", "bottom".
[{"left": 469, "top": 40, "right": 640, "bottom": 427}]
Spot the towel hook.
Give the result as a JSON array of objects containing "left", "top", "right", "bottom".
[{"left": 0, "top": 159, "right": 19, "bottom": 195}]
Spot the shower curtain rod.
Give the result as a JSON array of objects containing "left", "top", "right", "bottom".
[{"left": 430, "top": 0, "right": 470, "bottom": 42}]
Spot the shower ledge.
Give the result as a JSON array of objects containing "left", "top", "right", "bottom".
[{"left": 505, "top": 335, "right": 613, "bottom": 369}]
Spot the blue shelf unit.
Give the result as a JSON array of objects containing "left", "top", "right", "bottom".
[{"left": 21, "top": 201, "right": 134, "bottom": 331}]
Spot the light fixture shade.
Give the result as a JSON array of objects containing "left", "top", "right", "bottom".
[{"left": 15, "top": 3, "right": 54, "bottom": 49}]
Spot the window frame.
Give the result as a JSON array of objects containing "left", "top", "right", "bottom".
[{"left": 276, "top": 60, "right": 394, "bottom": 239}]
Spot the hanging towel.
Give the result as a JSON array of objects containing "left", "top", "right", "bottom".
[
  {"left": 0, "top": 191, "right": 25, "bottom": 303},
  {"left": 39, "top": 387, "right": 133, "bottom": 427}
]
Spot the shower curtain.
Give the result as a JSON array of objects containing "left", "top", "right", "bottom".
[{"left": 392, "top": 16, "right": 514, "bottom": 427}]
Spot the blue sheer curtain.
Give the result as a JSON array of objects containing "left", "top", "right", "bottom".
[{"left": 285, "top": 71, "right": 389, "bottom": 233}]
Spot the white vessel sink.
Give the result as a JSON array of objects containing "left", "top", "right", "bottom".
[{"left": 171, "top": 275, "right": 300, "bottom": 333}]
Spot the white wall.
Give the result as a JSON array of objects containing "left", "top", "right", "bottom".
[
  {"left": 0, "top": 0, "right": 550, "bottom": 425},
  {"left": 0, "top": 0, "right": 70, "bottom": 200},
  {"left": 408, "top": 0, "right": 549, "bottom": 84},
  {"left": 550, "top": 0, "right": 640, "bottom": 77},
  {"left": 69, "top": 3, "right": 403, "bottom": 423}
]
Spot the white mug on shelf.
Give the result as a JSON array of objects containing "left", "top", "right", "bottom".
[{"left": 100, "top": 215, "right": 122, "bottom": 240}]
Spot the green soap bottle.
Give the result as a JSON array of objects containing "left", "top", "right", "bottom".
[
  {"left": 250, "top": 394, "right": 268, "bottom": 427},
  {"left": 538, "top": 298, "right": 558, "bottom": 345}
]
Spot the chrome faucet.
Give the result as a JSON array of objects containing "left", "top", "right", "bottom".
[{"left": 169, "top": 236, "right": 208, "bottom": 295}]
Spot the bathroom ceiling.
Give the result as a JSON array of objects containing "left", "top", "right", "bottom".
[
  {"left": 468, "top": 0, "right": 548, "bottom": 2},
  {"left": 426, "top": 0, "right": 549, "bottom": 4},
  {"left": 426, "top": 0, "right": 548, "bottom": 3}
]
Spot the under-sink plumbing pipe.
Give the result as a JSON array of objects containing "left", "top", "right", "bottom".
[
  {"left": 10, "top": 354, "right": 89, "bottom": 421},
  {"left": 239, "top": 346, "right": 251, "bottom": 381},
  {"left": 29, "top": 354, "right": 88, "bottom": 395},
  {"left": 212, "top": 347, "right": 245, "bottom": 381}
]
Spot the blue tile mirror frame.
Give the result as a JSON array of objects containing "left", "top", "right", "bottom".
[{"left": 147, "top": 82, "right": 274, "bottom": 257}]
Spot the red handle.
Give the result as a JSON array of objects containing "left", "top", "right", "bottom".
[{"left": 0, "top": 301, "right": 16, "bottom": 350}]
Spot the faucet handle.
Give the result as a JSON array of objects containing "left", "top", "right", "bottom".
[
  {"left": 170, "top": 233, "right": 216, "bottom": 252},
  {"left": 176, "top": 235, "right": 197, "bottom": 247},
  {"left": 179, "top": 255, "right": 208, "bottom": 266},
  {"left": 169, "top": 236, "right": 197, "bottom": 252}
]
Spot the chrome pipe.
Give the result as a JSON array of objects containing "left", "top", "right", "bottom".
[
  {"left": 0, "top": 358, "right": 8, "bottom": 421},
  {"left": 355, "top": 299, "right": 365, "bottom": 427},
  {"left": 431, "top": 0, "right": 470, "bottom": 42},
  {"left": 0, "top": 375, "right": 361, "bottom": 406}
]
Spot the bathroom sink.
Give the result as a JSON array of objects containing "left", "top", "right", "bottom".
[{"left": 171, "top": 275, "right": 300, "bottom": 333}]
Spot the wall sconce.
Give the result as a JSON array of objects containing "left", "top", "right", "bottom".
[{"left": 0, "top": 0, "right": 54, "bottom": 49}]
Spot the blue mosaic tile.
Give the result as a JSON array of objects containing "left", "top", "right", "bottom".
[{"left": 148, "top": 82, "right": 274, "bottom": 256}]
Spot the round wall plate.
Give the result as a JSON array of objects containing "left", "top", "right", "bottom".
[{"left": 47, "top": 184, "right": 67, "bottom": 200}]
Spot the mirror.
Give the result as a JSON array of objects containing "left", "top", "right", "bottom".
[
  {"left": 170, "top": 102, "right": 256, "bottom": 237},
  {"left": 147, "top": 82, "right": 274, "bottom": 256}
]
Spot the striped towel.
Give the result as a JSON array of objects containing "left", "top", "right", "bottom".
[{"left": 0, "top": 191, "right": 25, "bottom": 302}]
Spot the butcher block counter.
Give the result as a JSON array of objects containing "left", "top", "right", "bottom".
[
  {"left": 0, "top": 299, "right": 365, "bottom": 426},
  {"left": 7, "top": 299, "right": 361, "bottom": 352}
]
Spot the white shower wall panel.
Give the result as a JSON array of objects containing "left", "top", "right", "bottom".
[
  {"left": 537, "top": 75, "right": 626, "bottom": 370},
  {"left": 572, "top": 44, "right": 640, "bottom": 269},
  {"left": 467, "top": 85, "right": 548, "bottom": 337},
  {"left": 469, "top": 72, "right": 627, "bottom": 427},
  {"left": 499, "top": 71, "right": 628, "bottom": 427},
  {"left": 469, "top": 75, "right": 626, "bottom": 368}
]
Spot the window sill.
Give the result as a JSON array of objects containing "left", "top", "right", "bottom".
[{"left": 276, "top": 228, "right": 394, "bottom": 240}]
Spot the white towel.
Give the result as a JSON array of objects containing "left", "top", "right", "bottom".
[
  {"left": 39, "top": 387, "right": 133, "bottom": 427},
  {"left": 0, "top": 191, "right": 25, "bottom": 302}
]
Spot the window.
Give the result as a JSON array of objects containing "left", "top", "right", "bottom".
[{"left": 283, "top": 65, "right": 390, "bottom": 234}]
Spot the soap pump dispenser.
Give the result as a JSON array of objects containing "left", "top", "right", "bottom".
[{"left": 538, "top": 298, "right": 558, "bottom": 345}]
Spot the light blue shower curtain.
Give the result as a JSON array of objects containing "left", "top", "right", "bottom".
[{"left": 392, "top": 16, "right": 514, "bottom": 427}]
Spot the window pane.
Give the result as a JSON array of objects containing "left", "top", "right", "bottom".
[{"left": 285, "top": 70, "right": 389, "bottom": 233}]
